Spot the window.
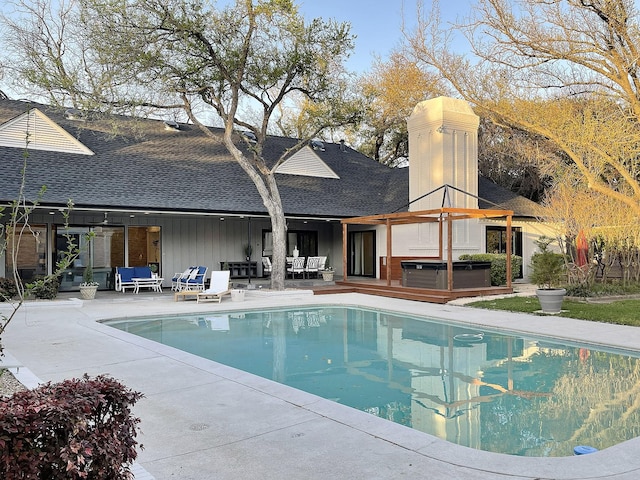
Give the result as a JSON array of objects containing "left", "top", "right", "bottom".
[
  {"left": 262, "top": 230, "right": 317, "bottom": 258},
  {"left": 486, "top": 226, "right": 523, "bottom": 278}
]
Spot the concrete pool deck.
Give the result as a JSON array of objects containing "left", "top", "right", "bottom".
[{"left": 3, "top": 289, "right": 640, "bottom": 479}]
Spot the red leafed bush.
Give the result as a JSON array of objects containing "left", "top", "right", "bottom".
[{"left": 0, "top": 374, "right": 143, "bottom": 479}]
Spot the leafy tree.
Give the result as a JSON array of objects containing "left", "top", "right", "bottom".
[
  {"left": 406, "top": 0, "right": 640, "bottom": 215},
  {"left": 1, "top": 0, "right": 357, "bottom": 289},
  {"left": 352, "top": 51, "right": 447, "bottom": 166}
]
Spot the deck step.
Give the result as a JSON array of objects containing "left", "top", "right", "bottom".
[{"left": 311, "top": 281, "right": 512, "bottom": 304}]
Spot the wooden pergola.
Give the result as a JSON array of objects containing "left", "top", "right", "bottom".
[{"left": 341, "top": 206, "right": 514, "bottom": 292}]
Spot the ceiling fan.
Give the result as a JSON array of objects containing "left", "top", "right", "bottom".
[{"left": 89, "top": 212, "right": 110, "bottom": 225}]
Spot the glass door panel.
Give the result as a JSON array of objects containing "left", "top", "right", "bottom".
[
  {"left": 55, "top": 225, "right": 124, "bottom": 291},
  {"left": 5, "top": 224, "right": 47, "bottom": 284},
  {"left": 128, "top": 226, "right": 161, "bottom": 275}
]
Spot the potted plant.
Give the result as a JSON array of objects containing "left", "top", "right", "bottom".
[
  {"left": 529, "top": 236, "right": 566, "bottom": 314},
  {"left": 320, "top": 254, "right": 334, "bottom": 281},
  {"left": 79, "top": 265, "right": 99, "bottom": 300}
]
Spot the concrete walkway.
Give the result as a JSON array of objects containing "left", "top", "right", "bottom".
[{"left": 3, "top": 289, "right": 640, "bottom": 479}]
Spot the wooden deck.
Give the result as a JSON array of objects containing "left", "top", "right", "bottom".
[{"left": 312, "top": 278, "right": 513, "bottom": 304}]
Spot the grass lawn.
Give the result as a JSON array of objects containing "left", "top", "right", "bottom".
[{"left": 467, "top": 296, "right": 640, "bottom": 327}]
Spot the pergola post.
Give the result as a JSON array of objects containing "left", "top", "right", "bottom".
[
  {"left": 447, "top": 213, "right": 453, "bottom": 291},
  {"left": 438, "top": 215, "right": 443, "bottom": 260},
  {"left": 386, "top": 218, "right": 392, "bottom": 286},
  {"left": 342, "top": 223, "right": 348, "bottom": 282},
  {"left": 506, "top": 215, "right": 512, "bottom": 288}
]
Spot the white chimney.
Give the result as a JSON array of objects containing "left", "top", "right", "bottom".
[{"left": 407, "top": 97, "right": 479, "bottom": 211}]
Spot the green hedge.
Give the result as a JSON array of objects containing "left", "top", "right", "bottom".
[{"left": 458, "top": 253, "right": 523, "bottom": 286}]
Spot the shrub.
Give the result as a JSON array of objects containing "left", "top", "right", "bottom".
[
  {"left": 0, "top": 374, "right": 143, "bottom": 479},
  {"left": 458, "top": 253, "right": 523, "bottom": 286},
  {"left": 565, "top": 283, "right": 592, "bottom": 298},
  {"left": 27, "top": 275, "right": 60, "bottom": 300},
  {"left": 0, "top": 278, "right": 18, "bottom": 302},
  {"left": 529, "top": 236, "right": 565, "bottom": 289}
]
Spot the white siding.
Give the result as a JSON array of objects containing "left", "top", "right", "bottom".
[
  {"left": 0, "top": 108, "right": 94, "bottom": 155},
  {"left": 276, "top": 146, "right": 339, "bottom": 178}
]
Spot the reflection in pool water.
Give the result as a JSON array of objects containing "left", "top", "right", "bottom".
[{"left": 105, "top": 306, "right": 640, "bottom": 457}]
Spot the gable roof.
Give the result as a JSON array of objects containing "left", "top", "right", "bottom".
[
  {"left": 275, "top": 146, "right": 339, "bottom": 179},
  {"left": 0, "top": 107, "right": 94, "bottom": 155},
  {"left": 0, "top": 98, "right": 538, "bottom": 219}
]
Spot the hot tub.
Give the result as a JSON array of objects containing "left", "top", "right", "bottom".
[{"left": 401, "top": 260, "right": 491, "bottom": 289}]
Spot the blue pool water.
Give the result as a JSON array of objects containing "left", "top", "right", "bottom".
[{"left": 104, "top": 306, "right": 640, "bottom": 457}]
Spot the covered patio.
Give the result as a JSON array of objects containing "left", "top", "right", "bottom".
[{"left": 333, "top": 206, "right": 515, "bottom": 303}]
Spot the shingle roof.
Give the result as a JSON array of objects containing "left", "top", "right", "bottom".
[
  {"left": 0, "top": 99, "right": 537, "bottom": 218},
  {"left": 477, "top": 176, "right": 541, "bottom": 217}
]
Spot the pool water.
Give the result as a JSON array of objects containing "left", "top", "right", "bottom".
[{"left": 105, "top": 306, "right": 640, "bottom": 457}]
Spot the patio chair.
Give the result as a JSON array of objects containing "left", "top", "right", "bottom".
[
  {"left": 197, "top": 270, "right": 231, "bottom": 303},
  {"left": 178, "top": 265, "right": 208, "bottom": 291},
  {"left": 261, "top": 256, "right": 272, "bottom": 277},
  {"left": 304, "top": 256, "right": 321, "bottom": 278},
  {"left": 287, "top": 256, "right": 305, "bottom": 279},
  {"left": 171, "top": 266, "right": 195, "bottom": 291}
]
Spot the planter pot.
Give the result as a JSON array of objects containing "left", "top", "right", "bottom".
[
  {"left": 536, "top": 288, "right": 566, "bottom": 314},
  {"left": 321, "top": 271, "right": 334, "bottom": 282},
  {"left": 230, "top": 289, "right": 245, "bottom": 302},
  {"left": 79, "top": 285, "right": 98, "bottom": 300}
]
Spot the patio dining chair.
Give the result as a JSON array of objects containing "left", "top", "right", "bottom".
[
  {"left": 261, "top": 256, "right": 272, "bottom": 277},
  {"left": 304, "top": 256, "right": 321, "bottom": 278},
  {"left": 287, "top": 256, "right": 305, "bottom": 279}
]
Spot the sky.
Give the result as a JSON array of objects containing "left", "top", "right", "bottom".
[
  {"left": 0, "top": 0, "right": 476, "bottom": 97},
  {"left": 297, "top": 0, "right": 476, "bottom": 73}
]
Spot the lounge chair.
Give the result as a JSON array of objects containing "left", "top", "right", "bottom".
[
  {"left": 177, "top": 265, "right": 208, "bottom": 291},
  {"left": 197, "top": 271, "right": 231, "bottom": 303}
]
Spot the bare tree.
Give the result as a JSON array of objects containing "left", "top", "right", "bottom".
[
  {"left": 478, "top": 118, "right": 559, "bottom": 201},
  {"left": 406, "top": 0, "right": 640, "bottom": 215},
  {"left": 1, "top": 0, "right": 358, "bottom": 289}
]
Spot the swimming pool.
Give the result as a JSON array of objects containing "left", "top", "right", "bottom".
[{"left": 104, "top": 305, "right": 640, "bottom": 457}]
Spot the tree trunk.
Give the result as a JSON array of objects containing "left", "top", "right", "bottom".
[
  {"left": 221, "top": 131, "right": 288, "bottom": 290},
  {"left": 266, "top": 193, "right": 287, "bottom": 291}
]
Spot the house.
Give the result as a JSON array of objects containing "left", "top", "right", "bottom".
[{"left": 0, "top": 97, "right": 543, "bottom": 292}]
